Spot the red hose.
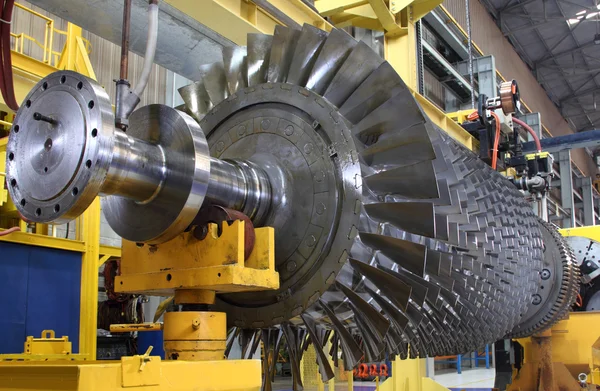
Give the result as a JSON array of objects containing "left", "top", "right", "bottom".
[
  {"left": 0, "top": 1, "right": 6, "bottom": 107},
  {"left": 0, "top": 0, "right": 19, "bottom": 111},
  {"left": 512, "top": 117, "right": 542, "bottom": 152},
  {"left": 0, "top": 226, "right": 20, "bottom": 236},
  {"left": 490, "top": 112, "right": 501, "bottom": 170}
]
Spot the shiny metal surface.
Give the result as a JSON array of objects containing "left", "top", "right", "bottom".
[
  {"left": 565, "top": 235, "right": 600, "bottom": 283},
  {"left": 172, "top": 26, "right": 577, "bottom": 379},
  {"left": 222, "top": 46, "right": 247, "bottom": 95},
  {"left": 267, "top": 25, "right": 300, "bottom": 83},
  {"left": 247, "top": 34, "right": 273, "bottom": 87},
  {"left": 103, "top": 105, "right": 211, "bottom": 244},
  {"left": 286, "top": 24, "right": 328, "bottom": 85},
  {"left": 101, "top": 129, "right": 166, "bottom": 202},
  {"left": 199, "top": 62, "right": 229, "bottom": 106},
  {"left": 206, "top": 158, "right": 272, "bottom": 226},
  {"left": 6, "top": 22, "right": 581, "bottom": 388},
  {"left": 505, "top": 219, "right": 579, "bottom": 338},
  {"left": 305, "top": 28, "right": 356, "bottom": 94},
  {"left": 177, "top": 81, "right": 212, "bottom": 122},
  {"left": 6, "top": 71, "right": 114, "bottom": 223}
]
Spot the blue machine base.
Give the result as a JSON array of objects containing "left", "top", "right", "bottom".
[{"left": 0, "top": 241, "right": 81, "bottom": 354}]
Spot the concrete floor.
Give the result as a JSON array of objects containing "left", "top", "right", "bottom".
[
  {"left": 271, "top": 367, "right": 495, "bottom": 390},
  {"left": 434, "top": 368, "right": 495, "bottom": 390}
]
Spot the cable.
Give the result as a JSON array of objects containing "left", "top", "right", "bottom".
[
  {"left": 0, "top": 0, "right": 18, "bottom": 111},
  {"left": 512, "top": 117, "right": 542, "bottom": 152},
  {"left": 0, "top": 226, "right": 20, "bottom": 236},
  {"left": 65, "top": 223, "right": 70, "bottom": 239},
  {"left": 490, "top": 112, "right": 502, "bottom": 170},
  {"left": 132, "top": 1, "right": 158, "bottom": 97}
]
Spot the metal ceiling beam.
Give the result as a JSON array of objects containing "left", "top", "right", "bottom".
[
  {"left": 562, "top": 109, "right": 600, "bottom": 119},
  {"left": 500, "top": 0, "right": 538, "bottom": 14},
  {"left": 535, "top": 40, "right": 597, "bottom": 66},
  {"left": 560, "top": 86, "right": 600, "bottom": 104}
]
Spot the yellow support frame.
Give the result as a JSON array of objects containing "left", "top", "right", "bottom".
[
  {"left": 0, "top": 6, "right": 119, "bottom": 360},
  {"left": 164, "top": 0, "right": 332, "bottom": 45}
]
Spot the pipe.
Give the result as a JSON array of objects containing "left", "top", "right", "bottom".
[
  {"left": 132, "top": 1, "right": 159, "bottom": 97},
  {"left": 490, "top": 111, "right": 501, "bottom": 170},
  {"left": 1, "top": 0, "right": 18, "bottom": 111},
  {"left": 0, "top": 226, "right": 20, "bottom": 236},
  {"left": 120, "top": 0, "right": 132, "bottom": 80},
  {"left": 513, "top": 117, "right": 542, "bottom": 152}
]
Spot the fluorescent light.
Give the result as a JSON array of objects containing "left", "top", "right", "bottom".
[
  {"left": 586, "top": 11, "right": 599, "bottom": 18},
  {"left": 568, "top": 18, "right": 581, "bottom": 24},
  {"left": 576, "top": 9, "right": 587, "bottom": 15}
]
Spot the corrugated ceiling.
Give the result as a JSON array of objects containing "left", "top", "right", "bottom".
[{"left": 479, "top": 0, "right": 600, "bottom": 131}]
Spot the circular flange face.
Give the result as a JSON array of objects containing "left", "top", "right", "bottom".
[
  {"left": 102, "top": 105, "right": 211, "bottom": 244},
  {"left": 201, "top": 83, "right": 362, "bottom": 328},
  {"left": 6, "top": 71, "right": 114, "bottom": 223}
]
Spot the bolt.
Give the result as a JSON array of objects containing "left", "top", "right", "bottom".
[
  {"left": 33, "top": 112, "right": 56, "bottom": 124},
  {"left": 541, "top": 269, "right": 551, "bottom": 280},
  {"left": 286, "top": 261, "right": 297, "bottom": 272},
  {"left": 192, "top": 318, "right": 201, "bottom": 330},
  {"left": 532, "top": 294, "right": 542, "bottom": 305}
]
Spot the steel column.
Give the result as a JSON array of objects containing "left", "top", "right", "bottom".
[
  {"left": 558, "top": 151, "right": 575, "bottom": 228},
  {"left": 579, "top": 177, "right": 595, "bottom": 226}
]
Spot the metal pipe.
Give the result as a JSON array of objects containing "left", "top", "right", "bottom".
[
  {"left": 120, "top": 0, "right": 132, "bottom": 80},
  {"left": 132, "top": 1, "right": 159, "bottom": 97}
]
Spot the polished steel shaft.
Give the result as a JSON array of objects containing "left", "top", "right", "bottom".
[
  {"left": 206, "top": 158, "right": 272, "bottom": 225},
  {"left": 101, "top": 129, "right": 167, "bottom": 202}
]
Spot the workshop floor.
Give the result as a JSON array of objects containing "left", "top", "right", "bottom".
[
  {"left": 434, "top": 367, "right": 495, "bottom": 390},
  {"left": 272, "top": 367, "right": 495, "bottom": 390}
]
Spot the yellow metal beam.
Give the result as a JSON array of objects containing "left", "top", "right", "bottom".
[
  {"left": 0, "top": 359, "right": 262, "bottom": 391},
  {"left": 315, "top": 0, "right": 368, "bottom": 17},
  {"left": 164, "top": 0, "right": 332, "bottom": 46},
  {"left": 0, "top": 230, "right": 85, "bottom": 252},
  {"left": 99, "top": 244, "right": 121, "bottom": 258},
  {"left": 414, "top": 92, "right": 477, "bottom": 151},
  {"left": 78, "top": 198, "right": 101, "bottom": 358},
  {"left": 368, "top": 0, "right": 400, "bottom": 32}
]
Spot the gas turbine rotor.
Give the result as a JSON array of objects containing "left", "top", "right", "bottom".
[
  {"left": 4, "top": 23, "right": 580, "bottom": 387},
  {"left": 176, "top": 23, "right": 574, "bottom": 372}
]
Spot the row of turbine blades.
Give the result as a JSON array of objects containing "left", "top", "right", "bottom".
[{"left": 177, "top": 23, "right": 549, "bottom": 389}]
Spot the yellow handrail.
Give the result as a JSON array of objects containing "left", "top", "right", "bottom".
[{"left": 10, "top": 2, "right": 92, "bottom": 67}]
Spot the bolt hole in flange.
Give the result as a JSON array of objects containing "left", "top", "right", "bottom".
[
  {"left": 44, "top": 138, "right": 53, "bottom": 151},
  {"left": 8, "top": 152, "right": 14, "bottom": 161}
]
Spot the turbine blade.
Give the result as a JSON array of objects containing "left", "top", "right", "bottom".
[
  {"left": 348, "top": 258, "right": 411, "bottom": 312},
  {"left": 364, "top": 160, "right": 440, "bottom": 199},
  {"left": 323, "top": 41, "right": 384, "bottom": 107},
  {"left": 199, "top": 62, "right": 229, "bottom": 106},
  {"left": 339, "top": 61, "right": 407, "bottom": 124},
  {"left": 359, "top": 233, "right": 428, "bottom": 277},
  {"left": 301, "top": 313, "right": 335, "bottom": 382},
  {"left": 222, "top": 46, "right": 247, "bottom": 95},
  {"left": 287, "top": 24, "right": 328, "bottom": 85},
  {"left": 267, "top": 26, "right": 301, "bottom": 83},
  {"left": 364, "top": 202, "right": 436, "bottom": 239},
  {"left": 305, "top": 28, "right": 357, "bottom": 95},
  {"left": 247, "top": 34, "right": 273, "bottom": 86}
]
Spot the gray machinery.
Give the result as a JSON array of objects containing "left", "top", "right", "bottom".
[{"left": 4, "top": 25, "right": 580, "bottom": 385}]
